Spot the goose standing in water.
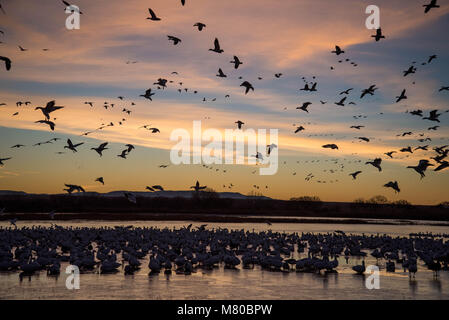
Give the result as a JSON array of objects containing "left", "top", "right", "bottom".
[{"left": 352, "top": 260, "right": 365, "bottom": 274}]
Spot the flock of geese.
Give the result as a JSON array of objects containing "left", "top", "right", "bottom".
[
  {"left": 0, "top": 225, "right": 447, "bottom": 283},
  {"left": 0, "top": 0, "right": 448, "bottom": 200}
]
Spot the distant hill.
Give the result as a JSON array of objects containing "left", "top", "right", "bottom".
[{"left": 0, "top": 190, "right": 272, "bottom": 200}]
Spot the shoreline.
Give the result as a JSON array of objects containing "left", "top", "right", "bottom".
[{"left": 2, "top": 212, "right": 449, "bottom": 227}]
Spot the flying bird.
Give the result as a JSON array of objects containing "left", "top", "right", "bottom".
[
  {"left": 193, "top": 22, "right": 206, "bottom": 31},
  {"left": 267, "top": 144, "right": 277, "bottom": 155},
  {"left": 349, "top": 171, "right": 362, "bottom": 180},
  {"left": 331, "top": 45, "right": 344, "bottom": 55},
  {"left": 396, "top": 89, "right": 407, "bottom": 103},
  {"left": 0, "top": 56, "right": 11, "bottom": 71},
  {"left": 434, "top": 161, "right": 449, "bottom": 172},
  {"left": 140, "top": 88, "right": 155, "bottom": 101},
  {"left": 191, "top": 181, "right": 207, "bottom": 192},
  {"left": 423, "top": 0, "right": 440, "bottom": 13},
  {"left": 216, "top": 68, "right": 227, "bottom": 78},
  {"left": 64, "top": 139, "right": 84, "bottom": 152},
  {"left": 335, "top": 97, "right": 346, "bottom": 106},
  {"left": 146, "top": 8, "right": 161, "bottom": 21},
  {"left": 209, "top": 38, "right": 223, "bottom": 53},
  {"left": 64, "top": 184, "right": 85, "bottom": 194},
  {"left": 423, "top": 110, "right": 441, "bottom": 122},
  {"left": 384, "top": 151, "right": 396, "bottom": 158},
  {"left": 384, "top": 181, "right": 400, "bottom": 193},
  {"left": 407, "top": 160, "right": 433, "bottom": 178},
  {"left": 322, "top": 144, "right": 339, "bottom": 150},
  {"left": 339, "top": 88, "right": 353, "bottom": 95},
  {"left": 35, "top": 120, "right": 55, "bottom": 131},
  {"left": 371, "top": 28, "right": 385, "bottom": 41},
  {"left": 294, "top": 126, "right": 305, "bottom": 133},
  {"left": 125, "top": 144, "right": 135, "bottom": 153},
  {"left": 117, "top": 150, "right": 128, "bottom": 159},
  {"left": 91, "top": 142, "right": 108, "bottom": 156},
  {"left": 403, "top": 66, "right": 416, "bottom": 77},
  {"left": 235, "top": 120, "right": 244, "bottom": 129},
  {"left": 297, "top": 102, "right": 312, "bottom": 112},
  {"left": 240, "top": 81, "right": 254, "bottom": 94},
  {"left": 167, "top": 35, "right": 181, "bottom": 45},
  {"left": 366, "top": 158, "right": 382, "bottom": 171},
  {"left": 35, "top": 100, "right": 64, "bottom": 120},
  {"left": 95, "top": 177, "right": 104, "bottom": 185},
  {"left": 230, "top": 56, "right": 242, "bottom": 69},
  {"left": 360, "top": 85, "right": 377, "bottom": 98},
  {"left": 0, "top": 157, "right": 11, "bottom": 166}
]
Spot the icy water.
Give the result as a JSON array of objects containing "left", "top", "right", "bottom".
[{"left": 1, "top": 220, "right": 449, "bottom": 300}]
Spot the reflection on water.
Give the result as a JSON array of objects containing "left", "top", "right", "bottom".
[{"left": 0, "top": 220, "right": 448, "bottom": 300}]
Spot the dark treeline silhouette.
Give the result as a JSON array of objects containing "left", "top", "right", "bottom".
[{"left": 0, "top": 193, "right": 448, "bottom": 222}]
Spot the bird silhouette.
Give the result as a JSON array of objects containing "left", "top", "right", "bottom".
[
  {"left": 167, "top": 35, "right": 181, "bottom": 45},
  {"left": 240, "top": 81, "right": 254, "bottom": 94},
  {"left": 191, "top": 181, "right": 207, "bottom": 191},
  {"left": 409, "top": 109, "right": 423, "bottom": 117},
  {"left": 349, "top": 171, "right": 362, "bottom": 180},
  {"left": 0, "top": 56, "right": 11, "bottom": 70},
  {"left": 235, "top": 120, "right": 244, "bottom": 129},
  {"left": 423, "top": 0, "right": 439, "bottom": 13},
  {"left": 372, "top": 28, "right": 385, "bottom": 41},
  {"left": 384, "top": 181, "right": 400, "bottom": 193},
  {"left": 335, "top": 97, "right": 346, "bottom": 106},
  {"left": 294, "top": 126, "right": 305, "bottom": 133},
  {"left": 209, "top": 38, "right": 223, "bottom": 53},
  {"left": 407, "top": 160, "right": 433, "bottom": 178},
  {"left": 95, "top": 177, "right": 104, "bottom": 185},
  {"left": 91, "top": 142, "right": 108, "bottom": 156},
  {"left": 64, "top": 184, "right": 85, "bottom": 194},
  {"left": 360, "top": 85, "right": 377, "bottom": 98},
  {"left": 126, "top": 144, "right": 135, "bottom": 153},
  {"left": 423, "top": 110, "right": 441, "bottom": 122},
  {"left": 230, "top": 56, "right": 242, "bottom": 69},
  {"left": 339, "top": 88, "right": 353, "bottom": 95},
  {"left": 396, "top": 89, "right": 407, "bottom": 103},
  {"left": 140, "top": 88, "right": 155, "bottom": 101},
  {"left": 146, "top": 8, "right": 161, "bottom": 21},
  {"left": 35, "top": 101, "right": 64, "bottom": 120},
  {"left": 403, "top": 66, "right": 416, "bottom": 76},
  {"left": 64, "top": 139, "right": 84, "bottom": 152},
  {"left": 0, "top": 157, "right": 11, "bottom": 166},
  {"left": 266, "top": 143, "right": 277, "bottom": 155},
  {"left": 366, "top": 158, "right": 382, "bottom": 171},
  {"left": 193, "top": 22, "right": 206, "bottom": 31},
  {"left": 322, "top": 144, "right": 338, "bottom": 150},
  {"left": 384, "top": 151, "right": 396, "bottom": 158},
  {"left": 297, "top": 102, "right": 312, "bottom": 112},
  {"left": 216, "top": 68, "right": 227, "bottom": 78},
  {"left": 331, "top": 45, "right": 344, "bottom": 55},
  {"left": 434, "top": 161, "right": 448, "bottom": 171}
]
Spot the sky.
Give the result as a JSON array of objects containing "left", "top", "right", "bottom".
[{"left": 0, "top": 0, "right": 448, "bottom": 204}]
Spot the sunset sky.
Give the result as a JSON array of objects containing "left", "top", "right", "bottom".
[{"left": 0, "top": 0, "right": 448, "bottom": 204}]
